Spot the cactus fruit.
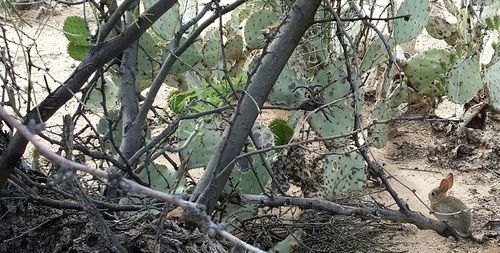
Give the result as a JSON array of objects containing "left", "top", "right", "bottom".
[
  {"left": 243, "top": 9, "right": 280, "bottom": 50},
  {"left": 403, "top": 49, "right": 452, "bottom": 97},
  {"left": 447, "top": 57, "right": 482, "bottom": 104},
  {"left": 393, "top": 0, "right": 430, "bottom": 43}
]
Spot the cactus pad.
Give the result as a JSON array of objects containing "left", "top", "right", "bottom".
[
  {"left": 393, "top": 0, "right": 430, "bottom": 43},
  {"left": 243, "top": 9, "right": 280, "bottom": 50},
  {"left": 322, "top": 152, "right": 366, "bottom": 197},
  {"left": 485, "top": 62, "right": 500, "bottom": 110},
  {"left": 447, "top": 57, "right": 482, "bottom": 104}
]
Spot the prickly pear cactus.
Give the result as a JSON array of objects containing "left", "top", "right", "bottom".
[
  {"left": 447, "top": 57, "right": 483, "bottom": 104},
  {"left": 369, "top": 100, "right": 389, "bottom": 148},
  {"left": 225, "top": 34, "right": 245, "bottom": 61},
  {"left": 425, "top": 15, "right": 459, "bottom": 44},
  {"left": 137, "top": 31, "right": 163, "bottom": 91},
  {"left": 223, "top": 123, "right": 274, "bottom": 225},
  {"left": 322, "top": 151, "right": 366, "bottom": 197},
  {"left": 393, "top": 0, "right": 430, "bottom": 44},
  {"left": 178, "top": 118, "right": 221, "bottom": 169},
  {"left": 137, "top": 163, "right": 186, "bottom": 193},
  {"left": 360, "top": 36, "right": 394, "bottom": 74},
  {"left": 143, "top": 0, "right": 180, "bottom": 41},
  {"left": 63, "top": 16, "right": 90, "bottom": 60},
  {"left": 202, "top": 28, "right": 222, "bottom": 68},
  {"left": 403, "top": 48, "right": 452, "bottom": 96},
  {"left": 168, "top": 39, "right": 203, "bottom": 74},
  {"left": 268, "top": 66, "right": 306, "bottom": 106},
  {"left": 243, "top": 9, "right": 280, "bottom": 50},
  {"left": 308, "top": 62, "right": 354, "bottom": 141},
  {"left": 485, "top": 62, "right": 500, "bottom": 110},
  {"left": 86, "top": 75, "right": 120, "bottom": 111}
]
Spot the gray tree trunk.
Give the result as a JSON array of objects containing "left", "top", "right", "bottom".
[{"left": 189, "top": 0, "right": 322, "bottom": 213}]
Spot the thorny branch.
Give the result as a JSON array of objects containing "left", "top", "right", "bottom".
[{"left": 0, "top": 105, "right": 266, "bottom": 253}]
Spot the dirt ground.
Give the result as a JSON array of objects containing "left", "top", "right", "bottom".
[{"left": 1, "top": 2, "right": 500, "bottom": 253}]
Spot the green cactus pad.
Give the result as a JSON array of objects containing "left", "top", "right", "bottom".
[
  {"left": 369, "top": 100, "right": 390, "bottom": 148},
  {"left": 243, "top": 9, "right": 280, "bottom": 50},
  {"left": 178, "top": 118, "right": 221, "bottom": 169},
  {"left": 86, "top": 76, "right": 120, "bottom": 111},
  {"left": 143, "top": 0, "right": 180, "bottom": 41},
  {"left": 447, "top": 57, "right": 483, "bottom": 104},
  {"left": 169, "top": 39, "right": 203, "bottom": 74},
  {"left": 137, "top": 163, "right": 186, "bottom": 193},
  {"left": 360, "top": 36, "right": 394, "bottom": 74},
  {"left": 485, "top": 62, "right": 500, "bottom": 110},
  {"left": 393, "top": 0, "right": 430, "bottom": 43},
  {"left": 137, "top": 31, "right": 163, "bottom": 91},
  {"left": 403, "top": 48, "right": 452, "bottom": 96},
  {"left": 426, "top": 15, "right": 458, "bottom": 41},
  {"left": 63, "top": 16, "right": 90, "bottom": 47},
  {"left": 268, "top": 65, "right": 305, "bottom": 106},
  {"left": 308, "top": 62, "right": 354, "bottom": 140},
  {"left": 269, "top": 119, "right": 294, "bottom": 145},
  {"left": 67, "top": 42, "right": 89, "bottom": 61},
  {"left": 322, "top": 152, "right": 366, "bottom": 197},
  {"left": 202, "top": 28, "right": 222, "bottom": 68},
  {"left": 63, "top": 16, "right": 90, "bottom": 60}
]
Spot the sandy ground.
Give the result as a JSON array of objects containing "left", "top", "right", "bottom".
[{"left": 2, "top": 2, "right": 500, "bottom": 252}]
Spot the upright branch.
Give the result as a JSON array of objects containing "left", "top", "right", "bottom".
[{"left": 189, "top": 0, "right": 322, "bottom": 214}]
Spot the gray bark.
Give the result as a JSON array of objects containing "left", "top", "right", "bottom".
[
  {"left": 189, "top": 0, "right": 322, "bottom": 213},
  {"left": 0, "top": 0, "right": 178, "bottom": 188}
]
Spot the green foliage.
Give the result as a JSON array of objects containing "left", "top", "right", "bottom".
[
  {"left": 168, "top": 74, "right": 247, "bottom": 113},
  {"left": 447, "top": 57, "right": 482, "bottom": 104},
  {"left": 269, "top": 119, "right": 294, "bottom": 145},
  {"left": 392, "top": 0, "right": 430, "bottom": 43},
  {"left": 243, "top": 9, "right": 280, "bottom": 49},
  {"left": 63, "top": 16, "right": 90, "bottom": 60},
  {"left": 403, "top": 49, "right": 452, "bottom": 97},
  {"left": 323, "top": 152, "right": 366, "bottom": 197}
]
